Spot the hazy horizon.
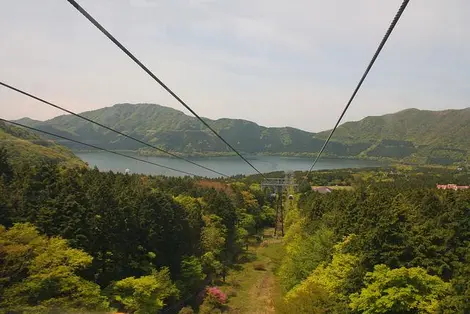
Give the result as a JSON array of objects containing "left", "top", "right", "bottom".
[{"left": 1, "top": 0, "right": 469, "bottom": 132}]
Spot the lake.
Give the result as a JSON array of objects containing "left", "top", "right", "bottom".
[{"left": 76, "top": 152, "right": 384, "bottom": 178}]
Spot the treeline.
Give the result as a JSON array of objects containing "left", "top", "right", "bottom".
[
  {"left": 295, "top": 165, "right": 469, "bottom": 190},
  {"left": 0, "top": 147, "right": 275, "bottom": 313},
  {"left": 278, "top": 170, "right": 470, "bottom": 313}
]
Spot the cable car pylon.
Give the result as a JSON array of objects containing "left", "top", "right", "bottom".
[{"left": 261, "top": 172, "right": 297, "bottom": 236}]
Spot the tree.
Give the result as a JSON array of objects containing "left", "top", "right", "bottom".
[
  {"left": 440, "top": 246, "right": 470, "bottom": 312},
  {"left": 238, "top": 212, "right": 256, "bottom": 235},
  {"left": 178, "top": 255, "right": 205, "bottom": 295},
  {"left": 298, "top": 181, "right": 312, "bottom": 193},
  {"left": 0, "top": 146, "right": 13, "bottom": 182},
  {"left": 202, "top": 191, "right": 236, "bottom": 251},
  {"left": 201, "top": 252, "right": 223, "bottom": 283},
  {"left": 0, "top": 178, "right": 11, "bottom": 226},
  {"left": 111, "top": 267, "right": 179, "bottom": 314},
  {"left": 174, "top": 195, "right": 204, "bottom": 253},
  {"left": 235, "top": 211, "right": 256, "bottom": 251},
  {"left": 259, "top": 205, "right": 276, "bottom": 227},
  {"left": 201, "top": 215, "right": 227, "bottom": 255},
  {"left": 0, "top": 223, "right": 109, "bottom": 313},
  {"left": 349, "top": 265, "right": 450, "bottom": 314},
  {"left": 282, "top": 235, "right": 359, "bottom": 313},
  {"left": 235, "top": 226, "right": 249, "bottom": 253},
  {"left": 240, "top": 190, "right": 259, "bottom": 213},
  {"left": 278, "top": 223, "right": 335, "bottom": 292},
  {"left": 279, "top": 282, "right": 334, "bottom": 314}
]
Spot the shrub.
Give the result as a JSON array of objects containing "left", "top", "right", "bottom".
[
  {"left": 199, "top": 287, "right": 227, "bottom": 314},
  {"left": 206, "top": 286, "right": 227, "bottom": 305},
  {"left": 253, "top": 262, "right": 267, "bottom": 271},
  {"left": 178, "top": 306, "right": 194, "bottom": 314}
]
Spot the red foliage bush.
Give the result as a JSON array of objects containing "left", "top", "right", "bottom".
[{"left": 206, "top": 286, "right": 227, "bottom": 304}]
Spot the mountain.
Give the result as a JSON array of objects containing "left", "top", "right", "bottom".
[
  {"left": 15, "top": 104, "right": 470, "bottom": 165},
  {"left": 15, "top": 103, "right": 335, "bottom": 155},
  {"left": 318, "top": 108, "right": 470, "bottom": 147},
  {"left": 0, "top": 121, "right": 84, "bottom": 168},
  {"left": 317, "top": 107, "right": 470, "bottom": 164}
]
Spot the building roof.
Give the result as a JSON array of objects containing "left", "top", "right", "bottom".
[
  {"left": 436, "top": 184, "right": 470, "bottom": 190},
  {"left": 312, "top": 186, "right": 332, "bottom": 194}
]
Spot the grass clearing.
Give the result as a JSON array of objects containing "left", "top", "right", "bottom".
[{"left": 222, "top": 229, "right": 283, "bottom": 314}]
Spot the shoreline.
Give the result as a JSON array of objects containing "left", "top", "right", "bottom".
[
  {"left": 72, "top": 150, "right": 466, "bottom": 168},
  {"left": 72, "top": 149, "right": 388, "bottom": 162}
]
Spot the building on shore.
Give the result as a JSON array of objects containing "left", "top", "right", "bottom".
[{"left": 436, "top": 184, "right": 470, "bottom": 190}]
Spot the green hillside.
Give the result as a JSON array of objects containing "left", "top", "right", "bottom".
[
  {"left": 0, "top": 121, "right": 84, "bottom": 168},
  {"left": 16, "top": 104, "right": 470, "bottom": 165},
  {"left": 317, "top": 108, "right": 470, "bottom": 164},
  {"left": 16, "top": 103, "right": 336, "bottom": 154}
]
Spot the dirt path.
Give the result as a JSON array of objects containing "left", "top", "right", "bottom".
[
  {"left": 227, "top": 190, "right": 292, "bottom": 313},
  {"left": 225, "top": 233, "right": 283, "bottom": 314},
  {"left": 247, "top": 267, "right": 276, "bottom": 314}
]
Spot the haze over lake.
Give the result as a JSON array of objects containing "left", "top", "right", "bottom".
[{"left": 76, "top": 152, "right": 383, "bottom": 177}]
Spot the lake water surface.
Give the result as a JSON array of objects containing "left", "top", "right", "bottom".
[{"left": 76, "top": 152, "right": 384, "bottom": 178}]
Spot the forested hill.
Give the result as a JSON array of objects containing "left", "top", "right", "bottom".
[
  {"left": 16, "top": 104, "right": 470, "bottom": 164},
  {"left": 15, "top": 103, "right": 332, "bottom": 155},
  {"left": 317, "top": 108, "right": 470, "bottom": 147},
  {"left": 0, "top": 121, "right": 84, "bottom": 168},
  {"left": 317, "top": 107, "right": 470, "bottom": 164}
]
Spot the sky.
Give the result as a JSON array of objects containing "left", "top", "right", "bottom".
[{"left": 1, "top": 0, "right": 469, "bottom": 132}]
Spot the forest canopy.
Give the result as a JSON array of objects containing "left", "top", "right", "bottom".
[
  {"left": 0, "top": 147, "right": 276, "bottom": 313},
  {"left": 1, "top": 142, "right": 469, "bottom": 312}
]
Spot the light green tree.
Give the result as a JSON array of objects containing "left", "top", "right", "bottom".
[
  {"left": 0, "top": 223, "right": 109, "bottom": 313},
  {"left": 201, "top": 215, "right": 227, "bottom": 255},
  {"left": 281, "top": 235, "right": 359, "bottom": 313},
  {"left": 349, "top": 265, "right": 450, "bottom": 314},
  {"left": 235, "top": 212, "right": 256, "bottom": 251},
  {"left": 278, "top": 222, "right": 335, "bottom": 292},
  {"left": 112, "top": 267, "right": 179, "bottom": 314},
  {"left": 259, "top": 205, "right": 276, "bottom": 227}
]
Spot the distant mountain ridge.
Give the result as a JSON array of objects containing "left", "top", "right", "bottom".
[
  {"left": 318, "top": 108, "right": 470, "bottom": 147},
  {"left": 317, "top": 107, "right": 470, "bottom": 164},
  {"left": 15, "top": 104, "right": 470, "bottom": 165}
]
